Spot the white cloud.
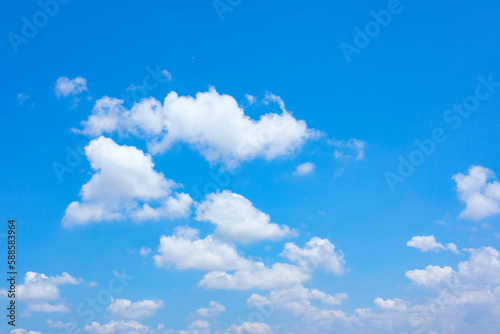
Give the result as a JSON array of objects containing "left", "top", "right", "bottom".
[
  {"left": 140, "top": 247, "right": 152, "bottom": 257},
  {"left": 453, "top": 165, "right": 500, "bottom": 220},
  {"left": 281, "top": 237, "right": 345, "bottom": 275},
  {"left": 131, "top": 192, "right": 193, "bottom": 221},
  {"left": 154, "top": 232, "right": 253, "bottom": 271},
  {"left": 196, "top": 301, "right": 226, "bottom": 317},
  {"left": 174, "top": 225, "right": 200, "bottom": 239},
  {"left": 26, "top": 302, "right": 70, "bottom": 313},
  {"left": 199, "top": 262, "right": 310, "bottom": 290},
  {"left": 247, "top": 284, "right": 348, "bottom": 322},
  {"left": 405, "top": 265, "right": 455, "bottom": 287},
  {"left": 355, "top": 246, "right": 500, "bottom": 334},
  {"left": 62, "top": 137, "right": 192, "bottom": 227},
  {"left": 248, "top": 285, "right": 347, "bottom": 308},
  {"left": 47, "top": 320, "right": 73, "bottom": 328},
  {"left": 55, "top": 76, "right": 88, "bottom": 97},
  {"left": 195, "top": 191, "right": 296, "bottom": 243},
  {"left": 245, "top": 94, "right": 256, "bottom": 105},
  {"left": 457, "top": 247, "right": 500, "bottom": 285},
  {"left": 373, "top": 298, "right": 408, "bottom": 312},
  {"left": 106, "top": 298, "right": 163, "bottom": 319},
  {"left": 189, "top": 320, "right": 209, "bottom": 329},
  {"left": 13, "top": 271, "right": 82, "bottom": 315},
  {"left": 223, "top": 322, "right": 273, "bottom": 334},
  {"left": 77, "top": 88, "right": 318, "bottom": 168},
  {"left": 406, "top": 247, "right": 500, "bottom": 288},
  {"left": 11, "top": 329, "right": 42, "bottom": 334},
  {"left": 181, "top": 320, "right": 211, "bottom": 334},
  {"left": 18, "top": 271, "right": 82, "bottom": 300},
  {"left": 161, "top": 69, "right": 172, "bottom": 81},
  {"left": 407, "top": 235, "right": 459, "bottom": 254},
  {"left": 84, "top": 320, "right": 153, "bottom": 334},
  {"left": 75, "top": 97, "right": 126, "bottom": 136},
  {"left": 196, "top": 237, "right": 345, "bottom": 290},
  {"left": 153, "top": 226, "right": 344, "bottom": 292},
  {"left": 329, "top": 138, "right": 366, "bottom": 161},
  {"left": 294, "top": 162, "right": 315, "bottom": 176}
]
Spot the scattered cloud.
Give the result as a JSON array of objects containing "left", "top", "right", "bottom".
[
  {"left": 248, "top": 284, "right": 348, "bottom": 322},
  {"left": 198, "top": 237, "right": 345, "bottom": 290},
  {"left": 84, "top": 320, "right": 155, "bottom": 334},
  {"left": 55, "top": 76, "right": 88, "bottom": 98},
  {"left": 62, "top": 137, "right": 192, "bottom": 227},
  {"left": 407, "top": 235, "right": 459, "bottom": 254},
  {"left": 11, "top": 329, "right": 42, "bottom": 334},
  {"left": 329, "top": 138, "right": 366, "bottom": 161},
  {"left": 199, "top": 262, "right": 310, "bottom": 290},
  {"left": 406, "top": 265, "right": 455, "bottom": 287},
  {"left": 140, "top": 247, "right": 152, "bottom": 257},
  {"left": 160, "top": 69, "right": 172, "bottom": 81},
  {"left": 17, "top": 271, "right": 82, "bottom": 300},
  {"left": 154, "top": 230, "right": 254, "bottom": 271},
  {"left": 223, "top": 322, "right": 273, "bottom": 334},
  {"left": 356, "top": 246, "right": 500, "bottom": 333},
  {"left": 281, "top": 237, "right": 345, "bottom": 275},
  {"left": 453, "top": 165, "right": 500, "bottom": 220},
  {"left": 195, "top": 190, "right": 296, "bottom": 243},
  {"left": 0, "top": 271, "right": 84, "bottom": 315},
  {"left": 373, "top": 297, "right": 408, "bottom": 312},
  {"left": 294, "top": 162, "right": 315, "bottom": 176},
  {"left": 458, "top": 247, "right": 500, "bottom": 285},
  {"left": 196, "top": 301, "right": 226, "bottom": 317},
  {"left": 47, "top": 320, "right": 73, "bottom": 328},
  {"left": 106, "top": 298, "right": 163, "bottom": 319},
  {"left": 17, "top": 93, "right": 31, "bottom": 105},
  {"left": 26, "top": 302, "right": 70, "bottom": 313},
  {"left": 245, "top": 94, "right": 256, "bottom": 105}
]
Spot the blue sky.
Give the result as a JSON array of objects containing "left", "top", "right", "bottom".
[{"left": 1, "top": 0, "right": 500, "bottom": 333}]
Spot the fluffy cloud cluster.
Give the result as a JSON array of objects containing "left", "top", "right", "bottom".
[
  {"left": 62, "top": 137, "right": 192, "bottom": 227},
  {"left": 247, "top": 284, "right": 348, "bottom": 324},
  {"left": 84, "top": 320, "right": 158, "bottom": 334},
  {"left": 281, "top": 237, "right": 345, "bottom": 274},
  {"left": 407, "top": 235, "right": 459, "bottom": 254},
  {"left": 199, "top": 262, "right": 310, "bottom": 290},
  {"left": 154, "top": 231, "right": 345, "bottom": 291},
  {"left": 106, "top": 298, "right": 164, "bottom": 319},
  {"left": 373, "top": 297, "right": 408, "bottom": 312},
  {"left": 406, "top": 265, "right": 455, "bottom": 287},
  {"left": 195, "top": 191, "right": 296, "bottom": 243},
  {"left": 356, "top": 246, "right": 500, "bottom": 333},
  {"left": 153, "top": 231, "right": 254, "bottom": 271},
  {"left": 453, "top": 165, "right": 500, "bottom": 220},
  {"left": 76, "top": 88, "right": 318, "bottom": 168},
  {"left": 0, "top": 272, "right": 83, "bottom": 315},
  {"left": 82, "top": 319, "right": 274, "bottom": 334},
  {"left": 406, "top": 246, "right": 500, "bottom": 289},
  {"left": 153, "top": 192, "right": 345, "bottom": 291},
  {"left": 15, "top": 272, "right": 82, "bottom": 300}
]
